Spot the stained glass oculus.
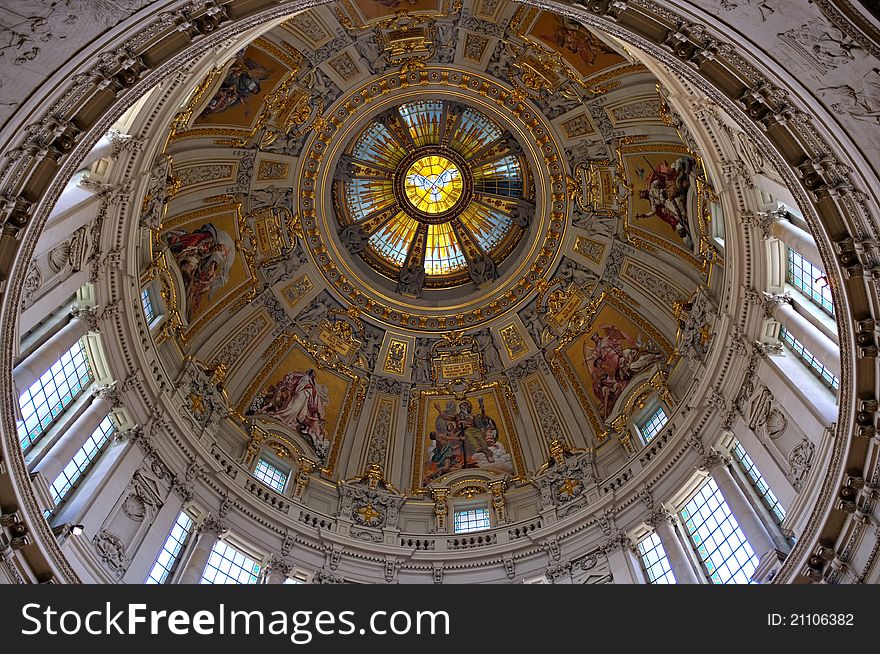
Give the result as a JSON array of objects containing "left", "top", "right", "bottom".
[{"left": 335, "top": 100, "right": 531, "bottom": 289}]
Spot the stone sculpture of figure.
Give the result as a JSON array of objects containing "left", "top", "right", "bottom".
[
  {"left": 469, "top": 254, "right": 497, "bottom": 287},
  {"left": 520, "top": 304, "right": 546, "bottom": 347},
  {"left": 296, "top": 293, "right": 335, "bottom": 325},
  {"left": 339, "top": 224, "right": 369, "bottom": 253},
  {"left": 509, "top": 199, "right": 535, "bottom": 228},
  {"left": 504, "top": 136, "right": 524, "bottom": 157},
  {"left": 361, "top": 327, "right": 384, "bottom": 369},
  {"left": 412, "top": 339, "right": 434, "bottom": 385},
  {"left": 476, "top": 328, "right": 503, "bottom": 373},
  {"left": 334, "top": 155, "right": 359, "bottom": 183},
  {"left": 249, "top": 184, "right": 294, "bottom": 211},
  {"left": 397, "top": 260, "right": 426, "bottom": 297},
  {"left": 434, "top": 21, "right": 456, "bottom": 64}
]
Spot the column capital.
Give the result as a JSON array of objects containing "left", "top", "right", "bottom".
[
  {"left": 70, "top": 305, "right": 100, "bottom": 331},
  {"left": 742, "top": 209, "right": 784, "bottom": 239},
  {"left": 698, "top": 450, "right": 731, "bottom": 472},
  {"left": 92, "top": 384, "right": 122, "bottom": 407},
  {"left": 198, "top": 516, "right": 228, "bottom": 538},
  {"left": 742, "top": 287, "right": 790, "bottom": 319},
  {"left": 647, "top": 509, "right": 676, "bottom": 528},
  {"left": 265, "top": 555, "right": 293, "bottom": 579}
]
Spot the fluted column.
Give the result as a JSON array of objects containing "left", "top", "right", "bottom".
[
  {"left": 769, "top": 217, "right": 822, "bottom": 268},
  {"left": 13, "top": 307, "right": 96, "bottom": 393},
  {"left": 178, "top": 518, "right": 227, "bottom": 584},
  {"left": 773, "top": 300, "right": 841, "bottom": 377},
  {"left": 702, "top": 453, "right": 776, "bottom": 565},
  {"left": 33, "top": 386, "right": 116, "bottom": 483},
  {"left": 649, "top": 510, "right": 701, "bottom": 584}
]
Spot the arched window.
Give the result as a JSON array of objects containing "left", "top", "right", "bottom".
[
  {"left": 253, "top": 455, "right": 290, "bottom": 494},
  {"left": 637, "top": 405, "right": 668, "bottom": 445},
  {"left": 18, "top": 339, "right": 93, "bottom": 450},
  {"left": 453, "top": 507, "right": 491, "bottom": 534},
  {"left": 636, "top": 532, "right": 675, "bottom": 584},
  {"left": 679, "top": 478, "right": 758, "bottom": 584},
  {"left": 49, "top": 414, "right": 116, "bottom": 506},
  {"left": 200, "top": 540, "right": 262, "bottom": 585},
  {"left": 146, "top": 511, "right": 196, "bottom": 584}
]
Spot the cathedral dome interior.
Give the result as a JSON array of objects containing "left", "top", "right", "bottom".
[{"left": 0, "top": 0, "right": 878, "bottom": 586}]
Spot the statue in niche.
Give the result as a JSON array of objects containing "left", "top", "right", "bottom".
[
  {"left": 509, "top": 199, "right": 535, "bottom": 228},
  {"left": 475, "top": 328, "right": 503, "bottom": 373},
  {"left": 397, "top": 260, "right": 426, "bottom": 297},
  {"left": 339, "top": 224, "right": 370, "bottom": 253},
  {"left": 296, "top": 293, "right": 337, "bottom": 326},
  {"left": 412, "top": 338, "right": 434, "bottom": 385},
  {"left": 520, "top": 303, "right": 548, "bottom": 347},
  {"left": 334, "top": 155, "right": 359, "bottom": 183},
  {"left": 469, "top": 254, "right": 497, "bottom": 287}
]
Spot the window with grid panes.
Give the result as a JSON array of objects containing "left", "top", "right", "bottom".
[
  {"left": 637, "top": 532, "right": 676, "bottom": 584},
  {"left": 779, "top": 327, "right": 840, "bottom": 390},
  {"left": 18, "top": 340, "right": 93, "bottom": 449},
  {"left": 731, "top": 440, "right": 786, "bottom": 526},
  {"left": 49, "top": 414, "right": 115, "bottom": 506},
  {"left": 787, "top": 247, "right": 834, "bottom": 316},
  {"left": 200, "top": 541, "right": 262, "bottom": 584},
  {"left": 145, "top": 511, "right": 195, "bottom": 584},
  {"left": 141, "top": 287, "right": 156, "bottom": 323},
  {"left": 253, "top": 457, "right": 288, "bottom": 493},
  {"left": 639, "top": 406, "right": 668, "bottom": 444},
  {"left": 453, "top": 507, "right": 490, "bottom": 533},
  {"left": 680, "top": 478, "right": 759, "bottom": 584}
]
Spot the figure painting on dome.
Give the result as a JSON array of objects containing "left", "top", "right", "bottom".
[
  {"left": 247, "top": 369, "right": 331, "bottom": 462},
  {"left": 633, "top": 155, "right": 697, "bottom": 250},
  {"left": 529, "top": 12, "right": 626, "bottom": 78},
  {"left": 421, "top": 392, "right": 515, "bottom": 485},
  {"left": 166, "top": 222, "right": 236, "bottom": 321},
  {"left": 583, "top": 325, "right": 663, "bottom": 418},
  {"left": 243, "top": 346, "right": 352, "bottom": 465},
  {"left": 564, "top": 304, "right": 666, "bottom": 420},
  {"left": 195, "top": 46, "right": 282, "bottom": 127}
]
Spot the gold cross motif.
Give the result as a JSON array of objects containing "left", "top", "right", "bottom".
[
  {"left": 558, "top": 478, "right": 580, "bottom": 498},
  {"left": 356, "top": 504, "right": 381, "bottom": 524}
]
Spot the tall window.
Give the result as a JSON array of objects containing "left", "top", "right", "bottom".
[
  {"left": 146, "top": 511, "right": 195, "bottom": 584},
  {"left": 787, "top": 248, "right": 834, "bottom": 316},
  {"left": 779, "top": 327, "right": 840, "bottom": 390},
  {"left": 453, "top": 507, "right": 490, "bottom": 534},
  {"left": 636, "top": 532, "right": 676, "bottom": 584},
  {"left": 18, "top": 340, "right": 93, "bottom": 449},
  {"left": 731, "top": 440, "right": 786, "bottom": 526},
  {"left": 141, "top": 287, "right": 156, "bottom": 323},
  {"left": 680, "top": 478, "right": 758, "bottom": 584},
  {"left": 253, "top": 457, "right": 288, "bottom": 493},
  {"left": 639, "top": 406, "right": 668, "bottom": 444},
  {"left": 200, "top": 541, "right": 261, "bottom": 584},
  {"left": 49, "top": 414, "right": 115, "bottom": 505}
]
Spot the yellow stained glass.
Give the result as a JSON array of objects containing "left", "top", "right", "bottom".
[
  {"left": 425, "top": 222, "right": 467, "bottom": 275},
  {"left": 368, "top": 212, "right": 419, "bottom": 267},
  {"left": 404, "top": 155, "right": 463, "bottom": 215}
]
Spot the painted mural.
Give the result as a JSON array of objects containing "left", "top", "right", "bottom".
[
  {"left": 195, "top": 46, "right": 283, "bottom": 126},
  {"left": 164, "top": 215, "right": 243, "bottom": 322},
  {"left": 627, "top": 152, "right": 698, "bottom": 251},
  {"left": 421, "top": 391, "right": 515, "bottom": 485},
  {"left": 564, "top": 304, "right": 664, "bottom": 419},
  {"left": 245, "top": 346, "right": 352, "bottom": 463},
  {"left": 528, "top": 12, "right": 626, "bottom": 78}
]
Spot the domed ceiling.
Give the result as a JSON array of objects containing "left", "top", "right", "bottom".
[{"left": 141, "top": 0, "right": 723, "bottom": 491}]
